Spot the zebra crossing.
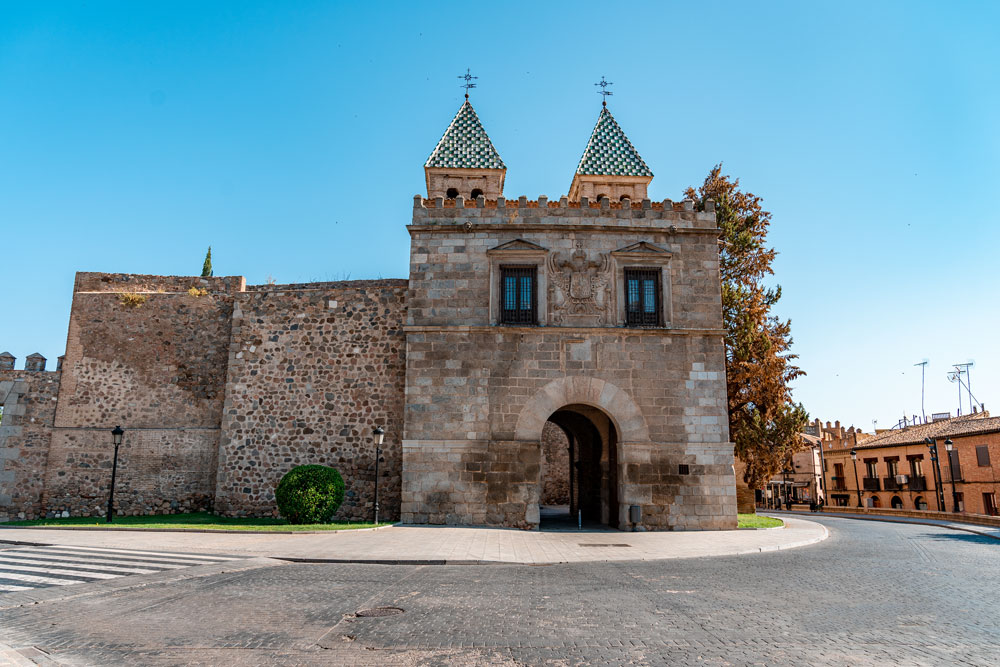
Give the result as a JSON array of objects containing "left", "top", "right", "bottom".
[{"left": 0, "top": 544, "right": 246, "bottom": 593}]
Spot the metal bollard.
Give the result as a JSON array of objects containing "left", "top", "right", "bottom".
[{"left": 629, "top": 504, "right": 642, "bottom": 531}]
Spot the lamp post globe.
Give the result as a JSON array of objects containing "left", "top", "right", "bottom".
[
  {"left": 107, "top": 425, "right": 124, "bottom": 523},
  {"left": 372, "top": 426, "right": 385, "bottom": 525}
]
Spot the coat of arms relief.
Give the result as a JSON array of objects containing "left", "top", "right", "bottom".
[{"left": 547, "top": 247, "right": 612, "bottom": 325}]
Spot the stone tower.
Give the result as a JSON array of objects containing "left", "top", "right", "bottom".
[
  {"left": 401, "top": 99, "right": 736, "bottom": 531},
  {"left": 568, "top": 105, "right": 653, "bottom": 203},
  {"left": 424, "top": 100, "right": 506, "bottom": 200}
]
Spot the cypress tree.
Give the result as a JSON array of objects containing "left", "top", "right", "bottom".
[{"left": 201, "top": 246, "right": 213, "bottom": 277}]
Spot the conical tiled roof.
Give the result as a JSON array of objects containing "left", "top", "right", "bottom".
[
  {"left": 575, "top": 107, "right": 652, "bottom": 177},
  {"left": 425, "top": 100, "right": 505, "bottom": 170}
]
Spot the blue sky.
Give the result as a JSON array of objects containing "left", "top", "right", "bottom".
[{"left": 2, "top": 1, "right": 997, "bottom": 430}]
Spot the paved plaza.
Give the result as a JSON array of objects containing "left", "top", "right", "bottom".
[
  {"left": 0, "top": 516, "right": 997, "bottom": 665},
  {"left": 0, "top": 516, "right": 825, "bottom": 565}
]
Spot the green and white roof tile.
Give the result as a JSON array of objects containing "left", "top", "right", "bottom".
[
  {"left": 575, "top": 107, "right": 652, "bottom": 177},
  {"left": 425, "top": 100, "right": 505, "bottom": 170}
]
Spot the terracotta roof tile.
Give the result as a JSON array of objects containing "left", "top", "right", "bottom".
[{"left": 853, "top": 412, "right": 999, "bottom": 449}]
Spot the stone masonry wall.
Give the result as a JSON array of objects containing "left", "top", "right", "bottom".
[
  {"left": 43, "top": 273, "right": 239, "bottom": 517},
  {"left": 541, "top": 421, "right": 570, "bottom": 505},
  {"left": 403, "top": 197, "right": 736, "bottom": 530},
  {"left": 214, "top": 280, "right": 407, "bottom": 521},
  {"left": 0, "top": 365, "right": 60, "bottom": 521}
]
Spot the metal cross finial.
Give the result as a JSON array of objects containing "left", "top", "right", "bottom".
[
  {"left": 458, "top": 68, "right": 478, "bottom": 99},
  {"left": 594, "top": 76, "right": 613, "bottom": 106}
]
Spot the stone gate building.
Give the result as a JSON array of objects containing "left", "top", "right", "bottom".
[{"left": 0, "top": 99, "right": 736, "bottom": 530}]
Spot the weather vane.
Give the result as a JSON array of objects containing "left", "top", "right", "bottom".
[
  {"left": 458, "top": 68, "right": 478, "bottom": 99},
  {"left": 594, "top": 76, "right": 613, "bottom": 106}
]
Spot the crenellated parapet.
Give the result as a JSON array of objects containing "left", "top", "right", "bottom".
[
  {"left": 0, "top": 352, "right": 61, "bottom": 373},
  {"left": 412, "top": 194, "right": 717, "bottom": 232}
]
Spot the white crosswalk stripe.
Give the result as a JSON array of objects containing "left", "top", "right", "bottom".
[{"left": 0, "top": 545, "right": 245, "bottom": 593}]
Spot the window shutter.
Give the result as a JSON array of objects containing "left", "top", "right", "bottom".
[{"left": 977, "top": 445, "right": 991, "bottom": 467}]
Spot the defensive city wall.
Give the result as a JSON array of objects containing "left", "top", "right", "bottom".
[
  {"left": 0, "top": 194, "right": 736, "bottom": 530},
  {"left": 0, "top": 273, "right": 407, "bottom": 522}
]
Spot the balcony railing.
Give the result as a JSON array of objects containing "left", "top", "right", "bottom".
[
  {"left": 908, "top": 476, "right": 927, "bottom": 491},
  {"left": 862, "top": 477, "right": 881, "bottom": 491},
  {"left": 883, "top": 477, "right": 900, "bottom": 491}
]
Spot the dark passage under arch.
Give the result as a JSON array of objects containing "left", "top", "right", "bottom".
[{"left": 539, "top": 404, "right": 619, "bottom": 530}]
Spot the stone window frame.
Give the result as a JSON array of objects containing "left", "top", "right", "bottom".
[
  {"left": 487, "top": 240, "right": 549, "bottom": 326},
  {"left": 611, "top": 242, "right": 673, "bottom": 328}
]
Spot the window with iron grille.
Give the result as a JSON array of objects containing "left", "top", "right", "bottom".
[
  {"left": 624, "top": 268, "right": 661, "bottom": 326},
  {"left": 499, "top": 265, "right": 537, "bottom": 325}
]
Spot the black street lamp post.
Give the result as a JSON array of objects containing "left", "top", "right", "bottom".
[
  {"left": 106, "top": 425, "right": 124, "bottom": 523},
  {"left": 372, "top": 426, "right": 385, "bottom": 525},
  {"left": 944, "top": 438, "right": 959, "bottom": 512},
  {"left": 850, "top": 449, "right": 863, "bottom": 507},
  {"left": 923, "top": 437, "right": 945, "bottom": 511}
]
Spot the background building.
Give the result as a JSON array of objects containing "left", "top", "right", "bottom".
[{"left": 819, "top": 411, "right": 1000, "bottom": 515}]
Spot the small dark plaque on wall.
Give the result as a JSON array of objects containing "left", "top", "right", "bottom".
[{"left": 678, "top": 464, "right": 690, "bottom": 475}]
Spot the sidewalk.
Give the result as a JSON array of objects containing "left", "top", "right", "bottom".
[
  {"left": 0, "top": 517, "right": 828, "bottom": 565},
  {"left": 770, "top": 509, "right": 1000, "bottom": 541}
]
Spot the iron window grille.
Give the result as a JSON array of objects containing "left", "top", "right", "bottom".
[
  {"left": 499, "top": 265, "right": 537, "bottom": 325},
  {"left": 624, "top": 268, "right": 662, "bottom": 326}
]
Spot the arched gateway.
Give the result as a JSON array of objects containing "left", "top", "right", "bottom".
[
  {"left": 399, "top": 95, "right": 737, "bottom": 531},
  {"left": 541, "top": 404, "right": 620, "bottom": 529}
]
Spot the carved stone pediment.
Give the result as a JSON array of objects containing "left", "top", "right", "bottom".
[
  {"left": 487, "top": 239, "right": 548, "bottom": 255},
  {"left": 611, "top": 241, "right": 671, "bottom": 259}
]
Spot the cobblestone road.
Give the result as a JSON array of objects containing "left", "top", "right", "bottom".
[{"left": 1, "top": 516, "right": 997, "bottom": 666}]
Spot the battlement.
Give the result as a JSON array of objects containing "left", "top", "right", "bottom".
[
  {"left": 419, "top": 194, "right": 711, "bottom": 211},
  {"left": 413, "top": 194, "right": 717, "bottom": 229},
  {"left": 74, "top": 272, "right": 246, "bottom": 295},
  {"left": 0, "top": 352, "right": 63, "bottom": 373}
]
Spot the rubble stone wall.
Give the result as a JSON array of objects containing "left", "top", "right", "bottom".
[
  {"left": 214, "top": 281, "right": 407, "bottom": 520},
  {"left": 41, "top": 273, "right": 239, "bottom": 517},
  {"left": 0, "top": 368, "right": 60, "bottom": 521},
  {"left": 541, "top": 422, "right": 570, "bottom": 505}
]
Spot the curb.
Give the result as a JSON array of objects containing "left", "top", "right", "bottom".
[
  {"left": 769, "top": 510, "right": 1000, "bottom": 542},
  {"left": 0, "top": 523, "right": 399, "bottom": 536}
]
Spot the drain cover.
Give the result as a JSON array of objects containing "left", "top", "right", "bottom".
[
  {"left": 578, "top": 543, "right": 632, "bottom": 547},
  {"left": 355, "top": 607, "right": 405, "bottom": 618}
]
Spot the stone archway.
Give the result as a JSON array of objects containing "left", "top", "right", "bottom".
[
  {"left": 514, "top": 377, "right": 649, "bottom": 444},
  {"left": 539, "top": 404, "right": 620, "bottom": 529}
]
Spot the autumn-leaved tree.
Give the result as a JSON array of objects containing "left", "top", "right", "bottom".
[{"left": 686, "top": 165, "right": 808, "bottom": 496}]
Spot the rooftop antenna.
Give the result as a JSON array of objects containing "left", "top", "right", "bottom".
[
  {"left": 947, "top": 369, "right": 963, "bottom": 416},
  {"left": 458, "top": 67, "right": 477, "bottom": 100},
  {"left": 914, "top": 359, "right": 928, "bottom": 423},
  {"left": 954, "top": 361, "right": 975, "bottom": 414},
  {"left": 950, "top": 363, "right": 984, "bottom": 414},
  {"left": 594, "top": 76, "right": 613, "bottom": 107}
]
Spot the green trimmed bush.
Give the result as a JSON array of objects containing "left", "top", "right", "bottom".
[{"left": 275, "top": 465, "right": 345, "bottom": 524}]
